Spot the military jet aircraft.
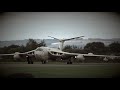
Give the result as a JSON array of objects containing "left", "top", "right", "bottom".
[
  {"left": 48, "top": 36, "right": 84, "bottom": 51},
  {"left": 0, "top": 46, "right": 120, "bottom": 64}
]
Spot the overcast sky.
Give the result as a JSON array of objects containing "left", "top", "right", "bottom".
[{"left": 0, "top": 12, "right": 120, "bottom": 41}]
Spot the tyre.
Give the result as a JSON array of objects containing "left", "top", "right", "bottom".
[{"left": 67, "top": 62, "right": 69, "bottom": 64}]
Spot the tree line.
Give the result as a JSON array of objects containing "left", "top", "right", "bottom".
[
  {"left": 63, "top": 42, "right": 120, "bottom": 56},
  {"left": 0, "top": 39, "right": 120, "bottom": 56},
  {"left": 0, "top": 39, "right": 46, "bottom": 54}
]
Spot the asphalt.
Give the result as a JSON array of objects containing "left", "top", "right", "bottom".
[{"left": 0, "top": 63, "right": 120, "bottom": 68}]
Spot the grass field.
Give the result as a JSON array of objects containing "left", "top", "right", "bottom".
[{"left": 0, "top": 62, "right": 120, "bottom": 78}]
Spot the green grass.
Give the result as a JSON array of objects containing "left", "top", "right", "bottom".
[{"left": 0, "top": 62, "right": 120, "bottom": 78}]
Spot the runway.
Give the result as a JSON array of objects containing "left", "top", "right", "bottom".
[
  {"left": 0, "top": 62, "right": 120, "bottom": 78},
  {"left": 0, "top": 62, "right": 120, "bottom": 67}
]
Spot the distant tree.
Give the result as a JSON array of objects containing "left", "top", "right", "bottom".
[
  {"left": 72, "top": 45, "right": 78, "bottom": 49},
  {"left": 84, "top": 42, "right": 106, "bottom": 54},
  {"left": 38, "top": 39, "right": 46, "bottom": 47},
  {"left": 26, "top": 39, "right": 38, "bottom": 51},
  {"left": 7, "top": 45, "right": 20, "bottom": 53},
  {"left": 64, "top": 45, "right": 72, "bottom": 50},
  {"left": 2, "top": 46, "right": 9, "bottom": 54},
  {"left": 108, "top": 42, "right": 120, "bottom": 55},
  {"left": 19, "top": 45, "right": 26, "bottom": 52},
  {"left": 63, "top": 45, "right": 73, "bottom": 52},
  {"left": 1, "top": 45, "right": 20, "bottom": 54},
  {"left": 25, "top": 39, "right": 47, "bottom": 51},
  {"left": 63, "top": 45, "right": 83, "bottom": 53},
  {"left": 0, "top": 47, "right": 5, "bottom": 54},
  {"left": 7, "top": 45, "right": 20, "bottom": 48},
  {"left": 71, "top": 45, "right": 80, "bottom": 53}
]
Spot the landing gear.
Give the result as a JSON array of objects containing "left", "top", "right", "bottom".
[
  {"left": 67, "top": 57, "right": 73, "bottom": 64},
  {"left": 70, "top": 62, "right": 72, "bottom": 64},
  {"left": 26, "top": 55, "right": 34, "bottom": 64},
  {"left": 67, "top": 61, "right": 72, "bottom": 64},
  {"left": 27, "top": 59, "right": 33, "bottom": 64},
  {"left": 27, "top": 55, "right": 30, "bottom": 64},
  {"left": 30, "top": 59, "right": 33, "bottom": 64},
  {"left": 42, "top": 61, "right": 46, "bottom": 64},
  {"left": 27, "top": 59, "right": 30, "bottom": 64}
]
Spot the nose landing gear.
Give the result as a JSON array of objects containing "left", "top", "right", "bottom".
[{"left": 42, "top": 60, "right": 46, "bottom": 64}]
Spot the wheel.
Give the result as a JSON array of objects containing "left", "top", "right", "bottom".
[
  {"left": 44, "top": 61, "right": 46, "bottom": 64},
  {"left": 42, "top": 61, "right": 46, "bottom": 64},
  {"left": 67, "top": 62, "right": 70, "bottom": 64},
  {"left": 28, "top": 60, "right": 30, "bottom": 64},
  {"left": 31, "top": 61, "right": 33, "bottom": 64}
]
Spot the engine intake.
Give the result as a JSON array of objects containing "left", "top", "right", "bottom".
[
  {"left": 75, "top": 54, "right": 85, "bottom": 61},
  {"left": 13, "top": 52, "right": 21, "bottom": 60}
]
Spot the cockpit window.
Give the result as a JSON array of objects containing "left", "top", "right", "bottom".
[{"left": 36, "top": 48, "right": 43, "bottom": 51}]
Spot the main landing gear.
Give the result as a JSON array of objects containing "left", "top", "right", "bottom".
[
  {"left": 67, "top": 57, "right": 73, "bottom": 64},
  {"left": 67, "top": 61, "right": 72, "bottom": 64},
  {"left": 27, "top": 59, "right": 33, "bottom": 64},
  {"left": 26, "top": 55, "right": 34, "bottom": 64},
  {"left": 42, "top": 60, "right": 46, "bottom": 64},
  {"left": 27, "top": 59, "right": 34, "bottom": 64}
]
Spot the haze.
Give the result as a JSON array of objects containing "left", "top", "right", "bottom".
[{"left": 0, "top": 12, "right": 120, "bottom": 41}]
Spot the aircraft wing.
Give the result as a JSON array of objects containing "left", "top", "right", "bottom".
[
  {"left": 0, "top": 53, "right": 15, "bottom": 56},
  {"left": 63, "top": 36, "right": 84, "bottom": 41},
  {"left": 0, "top": 53, "right": 27, "bottom": 56},
  {"left": 0, "top": 50, "right": 35, "bottom": 56},
  {"left": 48, "top": 50, "right": 120, "bottom": 59},
  {"left": 83, "top": 54, "right": 120, "bottom": 58},
  {"left": 25, "top": 50, "right": 35, "bottom": 54},
  {"left": 63, "top": 52, "right": 120, "bottom": 58}
]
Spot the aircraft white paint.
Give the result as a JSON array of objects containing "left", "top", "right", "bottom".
[
  {"left": 48, "top": 36, "right": 84, "bottom": 50},
  {"left": 0, "top": 46, "right": 120, "bottom": 64}
]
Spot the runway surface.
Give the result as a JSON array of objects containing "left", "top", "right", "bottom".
[
  {"left": 0, "top": 62, "right": 120, "bottom": 78},
  {"left": 0, "top": 63, "right": 120, "bottom": 67}
]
